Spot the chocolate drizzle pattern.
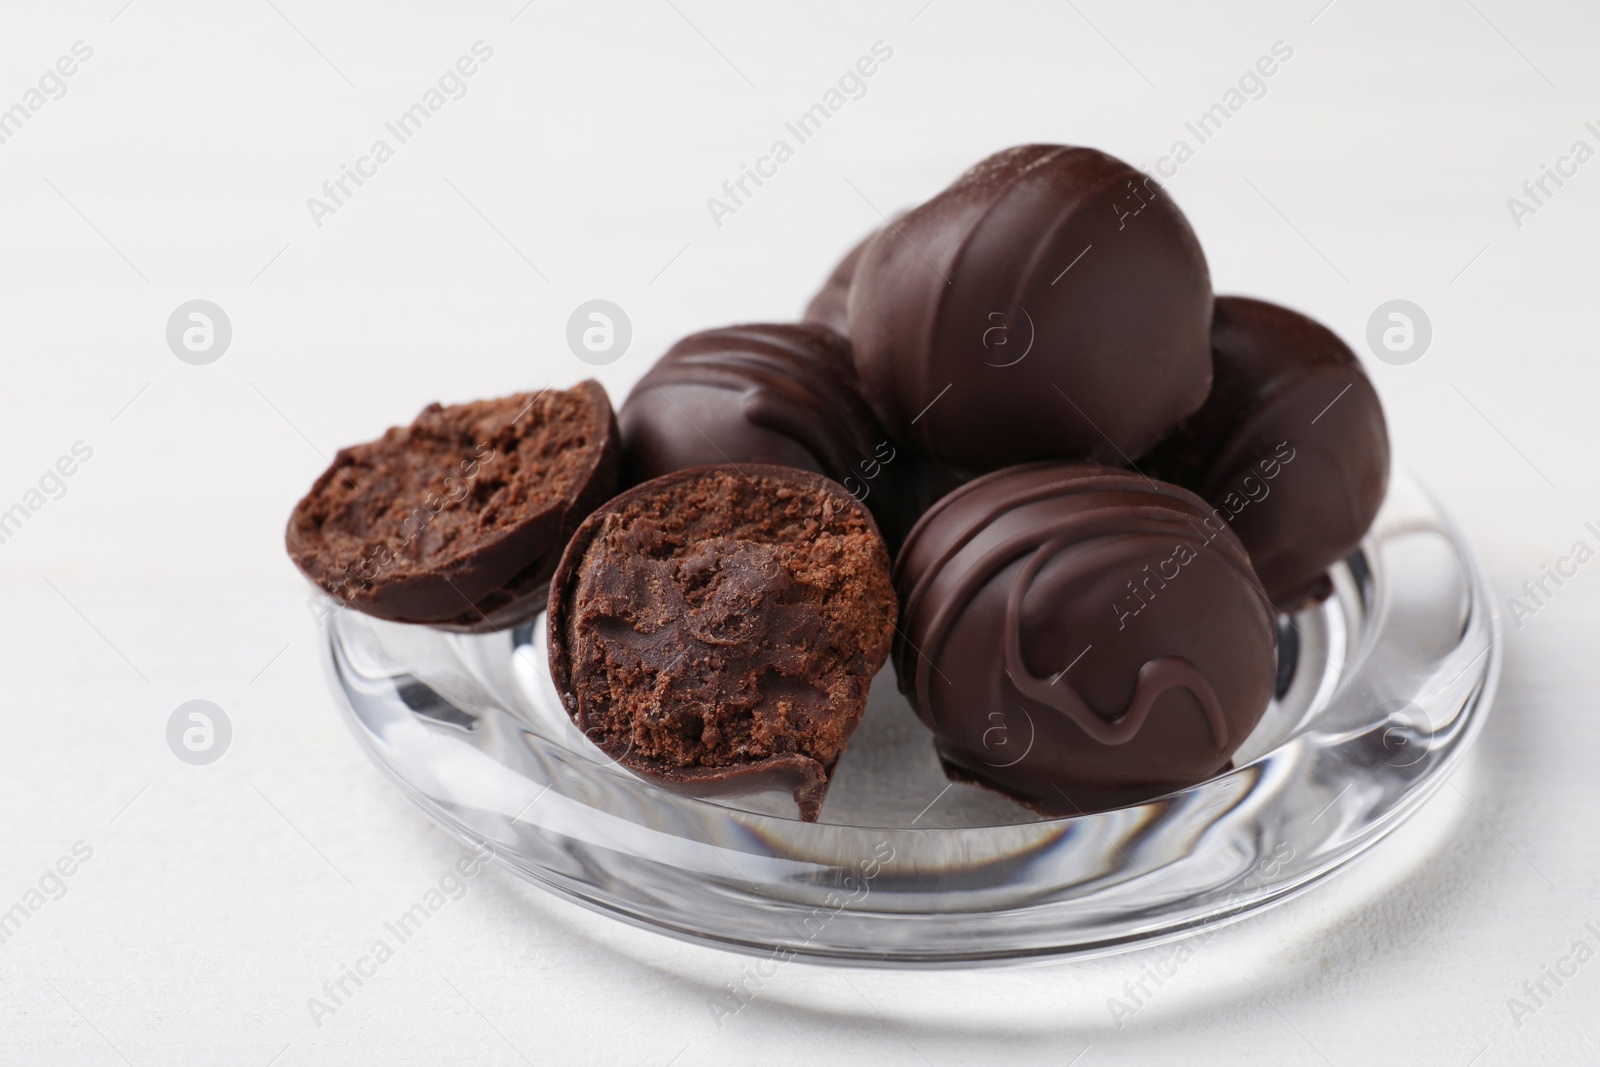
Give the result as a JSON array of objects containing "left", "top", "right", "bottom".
[
  {"left": 637, "top": 325, "right": 880, "bottom": 482},
  {"left": 899, "top": 468, "right": 1247, "bottom": 746},
  {"left": 621, "top": 323, "right": 919, "bottom": 548},
  {"left": 1003, "top": 540, "right": 1231, "bottom": 749},
  {"left": 893, "top": 462, "right": 1277, "bottom": 813}
]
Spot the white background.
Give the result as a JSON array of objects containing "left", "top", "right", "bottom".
[{"left": 1, "top": 0, "right": 1597, "bottom": 1063}]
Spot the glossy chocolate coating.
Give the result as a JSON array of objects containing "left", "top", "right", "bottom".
[
  {"left": 848, "top": 145, "right": 1214, "bottom": 471},
  {"left": 619, "top": 323, "right": 919, "bottom": 548},
  {"left": 802, "top": 226, "right": 877, "bottom": 336},
  {"left": 1143, "top": 296, "right": 1390, "bottom": 611},
  {"left": 894, "top": 463, "right": 1277, "bottom": 814}
]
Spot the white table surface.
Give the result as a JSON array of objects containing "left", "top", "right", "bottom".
[{"left": 3, "top": 1, "right": 1598, "bottom": 1063}]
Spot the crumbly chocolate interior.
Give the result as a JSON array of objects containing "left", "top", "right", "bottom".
[
  {"left": 569, "top": 469, "right": 894, "bottom": 770},
  {"left": 291, "top": 388, "right": 600, "bottom": 593}
]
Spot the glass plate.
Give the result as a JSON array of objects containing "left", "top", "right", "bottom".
[{"left": 320, "top": 466, "right": 1498, "bottom": 967}]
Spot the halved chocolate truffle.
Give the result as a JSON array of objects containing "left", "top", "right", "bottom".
[
  {"left": 849, "top": 144, "right": 1214, "bottom": 471},
  {"left": 619, "top": 323, "right": 919, "bottom": 549},
  {"left": 547, "top": 464, "right": 896, "bottom": 821},
  {"left": 286, "top": 381, "right": 621, "bottom": 631},
  {"left": 1143, "top": 296, "right": 1390, "bottom": 611},
  {"left": 894, "top": 463, "right": 1277, "bottom": 815}
]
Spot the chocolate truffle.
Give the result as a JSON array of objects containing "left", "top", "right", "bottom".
[
  {"left": 894, "top": 463, "right": 1277, "bottom": 815},
  {"left": 287, "top": 381, "right": 621, "bottom": 631},
  {"left": 619, "top": 323, "right": 919, "bottom": 549},
  {"left": 802, "top": 226, "right": 875, "bottom": 336},
  {"left": 547, "top": 465, "right": 896, "bottom": 821},
  {"left": 1143, "top": 296, "right": 1390, "bottom": 611},
  {"left": 849, "top": 144, "right": 1214, "bottom": 471}
]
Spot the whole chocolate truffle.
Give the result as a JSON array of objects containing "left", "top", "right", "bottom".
[
  {"left": 547, "top": 464, "right": 896, "bottom": 821},
  {"left": 1143, "top": 296, "right": 1390, "bottom": 611},
  {"left": 802, "top": 226, "right": 876, "bottom": 336},
  {"left": 849, "top": 145, "right": 1214, "bottom": 471},
  {"left": 619, "top": 323, "right": 918, "bottom": 548},
  {"left": 287, "top": 382, "right": 621, "bottom": 631},
  {"left": 894, "top": 463, "right": 1277, "bottom": 815}
]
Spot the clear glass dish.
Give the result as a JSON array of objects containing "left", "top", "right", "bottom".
[{"left": 321, "top": 466, "right": 1498, "bottom": 967}]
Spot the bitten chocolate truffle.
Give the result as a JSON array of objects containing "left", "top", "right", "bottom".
[
  {"left": 1143, "top": 296, "right": 1391, "bottom": 611},
  {"left": 894, "top": 463, "right": 1277, "bottom": 815},
  {"left": 802, "top": 226, "right": 875, "bottom": 336},
  {"left": 848, "top": 144, "right": 1214, "bottom": 471},
  {"left": 548, "top": 465, "right": 896, "bottom": 821},
  {"left": 286, "top": 381, "right": 621, "bottom": 631},
  {"left": 619, "top": 323, "right": 919, "bottom": 549}
]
